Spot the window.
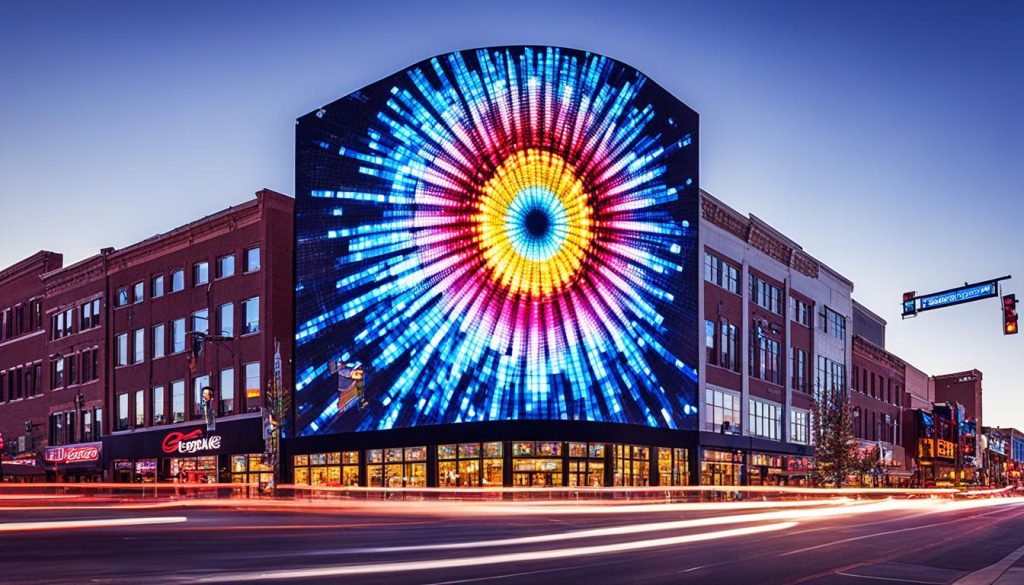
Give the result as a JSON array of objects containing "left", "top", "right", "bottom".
[
  {"left": 171, "top": 318, "right": 185, "bottom": 353},
  {"left": 792, "top": 299, "right": 811, "bottom": 326},
  {"left": 749, "top": 324, "right": 780, "bottom": 384},
  {"left": 134, "top": 389, "right": 145, "bottom": 427},
  {"left": 193, "top": 261, "right": 209, "bottom": 286},
  {"left": 720, "top": 319, "right": 739, "bottom": 372},
  {"left": 722, "top": 263, "right": 739, "bottom": 294},
  {"left": 815, "top": 356, "right": 847, "bottom": 400},
  {"left": 220, "top": 368, "right": 235, "bottom": 415},
  {"left": 703, "top": 252, "right": 740, "bottom": 294},
  {"left": 115, "top": 287, "right": 129, "bottom": 307},
  {"left": 81, "top": 348, "right": 98, "bottom": 382},
  {"left": 705, "top": 387, "right": 741, "bottom": 433},
  {"left": 133, "top": 328, "right": 145, "bottom": 364},
  {"left": 81, "top": 409, "right": 93, "bottom": 442},
  {"left": 171, "top": 380, "right": 185, "bottom": 423},
  {"left": 93, "top": 407, "right": 103, "bottom": 439},
  {"left": 152, "top": 324, "right": 165, "bottom": 358},
  {"left": 51, "top": 308, "right": 74, "bottom": 339},
  {"left": 245, "top": 246, "right": 261, "bottom": 272},
  {"left": 705, "top": 320, "right": 716, "bottom": 365},
  {"left": 152, "top": 386, "right": 165, "bottom": 426},
  {"left": 51, "top": 357, "right": 65, "bottom": 389},
  {"left": 117, "top": 393, "right": 129, "bottom": 430},
  {"left": 65, "top": 355, "right": 75, "bottom": 386},
  {"left": 820, "top": 306, "right": 847, "bottom": 340},
  {"left": 81, "top": 300, "right": 99, "bottom": 329},
  {"left": 791, "top": 409, "right": 810, "bottom": 444},
  {"left": 192, "top": 375, "right": 210, "bottom": 420},
  {"left": 749, "top": 399, "right": 782, "bottom": 440},
  {"left": 242, "top": 297, "right": 259, "bottom": 334},
  {"left": 791, "top": 348, "right": 807, "bottom": 392},
  {"left": 116, "top": 333, "right": 128, "bottom": 366},
  {"left": 703, "top": 252, "right": 720, "bottom": 284},
  {"left": 170, "top": 269, "right": 185, "bottom": 292},
  {"left": 750, "top": 276, "right": 782, "bottom": 314},
  {"left": 152, "top": 275, "right": 165, "bottom": 298},
  {"left": 218, "top": 303, "right": 233, "bottom": 337},
  {"left": 244, "top": 362, "right": 260, "bottom": 407},
  {"left": 216, "top": 254, "right": 235, "bottom": 279},
  {"left": 192, "top": 309, "right": 209, "bottom": 335},
  {"left": 132, "top": 282, "right": 144, "bottom": 303}
]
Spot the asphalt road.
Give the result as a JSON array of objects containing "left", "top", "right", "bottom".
[{"left": 2, "top": 496, "right": 1024, "bottom": 585}]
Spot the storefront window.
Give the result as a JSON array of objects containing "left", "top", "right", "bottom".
[
  {"left": 748, "top": 452, "right": 784, "bottom": 486},
  {"left": 568, "top": 442, "right": 606, "bottom": 487},
  {"left": 367, "top": 446, "right": 426, "bottom": 488},
  {"left": 613, "top": 444, "right": 650, "bottom": 487},
  {"left": 512, "top": 441, "right": 562, "bottom": 487},
  {"left": 701, "top": 449, "right": 744, "bottom": 486},
  {"left": 437, "top": 442, "right": 502, "bottom": 487},
  {"left": 658, "top": 447, "right": 689, "bottom": 486}
]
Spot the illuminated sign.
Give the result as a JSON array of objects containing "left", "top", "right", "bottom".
[
  {"left": 161, "top": 429, "right": 223, "bottom": 454},
  {"left": 918, "top": 438, "right": 935, "bottom": 458},
  {"left": 295, "top": 46, "right": 700, "bottom": 435},
  {"left": 44, "top": 443, "right": 101, "bottom": 464},
  {"left": 936, "top": 439, "right": 955, "bottom": 460},
  {"left": 918, "top": 283, "right": 997, "bottom": 312}
]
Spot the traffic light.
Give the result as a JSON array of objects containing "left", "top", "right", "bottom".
[
  {"left": 902, "top": 291, "right": 917, "bottom": 318},
  {"left": 1003, "top": 294, "right": 1018, "bottom": 335},
  {"left": 24, "top": 420, "right": 32, "bottom": 433}
]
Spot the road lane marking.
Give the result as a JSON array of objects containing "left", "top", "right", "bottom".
[
  {"left": 0, "top": 516, "right": 187, "bottom": 533},
  {"left": 198, "top": 521, "right": 798, "bottom": 582},
  {"left": 952, "top": 541, "right": 1024, "bottom": 585}
]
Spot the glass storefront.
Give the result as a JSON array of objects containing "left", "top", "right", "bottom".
[
  {"left": 658, "top": 447, "right": 689, "bottom": 486},
  {"left": 231, "top": 454, "right": 274, "bottom": 486},
  {"left": 613, "top": 444, "right": 650, "bottom": 486},
  {"left": 568, "top": 442, "right": 605, "bottom": 487},
  {"left": 292, "top": 451, "right": 359, "bottom": 487},
  {"left": 748, "top": 452, "right": 784, "bottom": 486},
  {"left": 512, "top": 441, "right": 563, "bottom": 486},
  {"left": 170, "top": 455, "right": 218, "bottom": 483},
  {"left": 701, "top": 449, "right": 744, "bottom": 486},
  {"left": 438, "top": 442, "right": 502, "bottom": 487},
  {"left": 367, "top": 446, "right": 427, "bottom": 488}
]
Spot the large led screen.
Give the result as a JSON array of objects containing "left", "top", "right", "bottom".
[{"left": 295, "top": 46, "right": 699, "bottom": 435}]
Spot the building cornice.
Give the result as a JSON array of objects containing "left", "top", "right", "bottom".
[{"left": 0, "top": 250, "right": 63, "bottom": 287}]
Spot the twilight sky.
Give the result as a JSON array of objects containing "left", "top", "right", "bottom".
[{"left": 1, "top": 1, "right": 1021, "bottom": 426}]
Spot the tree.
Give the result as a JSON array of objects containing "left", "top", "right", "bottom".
[{"left": 811, "top": 387, "right": 857, "bottom": 487}]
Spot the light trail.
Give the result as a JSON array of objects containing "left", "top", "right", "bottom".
[
  {"left": 199, "top": 521, "right": 799, "bottom": 582},
  {"left": 285, "top": 499, "right": 908, "bottom": 556},
  {"left": 0, "top": 516, "right": 187, "bottom": 533}
]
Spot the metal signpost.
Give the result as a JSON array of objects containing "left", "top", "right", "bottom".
[{"left": 902, "top": 276, "right": 1014, "bottom": 335}]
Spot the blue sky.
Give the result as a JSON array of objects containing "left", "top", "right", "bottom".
[{"left": 1, "top": 1, "right": 1021, "bottom": 425}]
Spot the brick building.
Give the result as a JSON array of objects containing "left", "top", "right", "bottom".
[
  {"left": 849, "top": 301, "right": 908, "bottom": 485},
  {"left": 39, "top": 253, "right": 108, "bottom": 479},
  {"left": 699, "top": 190, "right": 853, "bottom": 486},
  {"left": 0, "top": 251, "right": 62, "bottom": 479},
  {"left": 0, "top": 190, "right": 293, "bottom": 483}
]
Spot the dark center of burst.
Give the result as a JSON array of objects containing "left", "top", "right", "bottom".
[{"left": 524, "top": 209, "right": 550, "bottom": 238}]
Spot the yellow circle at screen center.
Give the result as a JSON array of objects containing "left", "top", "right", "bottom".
[{"left": 475, "top": 149, "right": 594, "bottom": 297}]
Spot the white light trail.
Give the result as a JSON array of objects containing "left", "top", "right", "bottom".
[
  {"left": 0, "top": 516, "right": 187, "bottom": 533},
  {"left": 200, "top": 521, "right": 798, "bottom": 582}
]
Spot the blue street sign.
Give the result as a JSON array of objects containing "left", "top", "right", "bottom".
[{"left": 917, "top": 282, "right": 997, "bottom": 312}]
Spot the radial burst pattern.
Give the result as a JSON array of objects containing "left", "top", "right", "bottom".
[{"left": 295, "top": 46, "right": 700, "bottom": 434}]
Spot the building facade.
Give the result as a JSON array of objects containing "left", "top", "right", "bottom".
[
  {"left": 39, "top": 253, "right": 108, "bottom": 479},
  {"left": 0, "top": 190, "right": 293, "bottom": 483},
  {"left": 102, "top": 189, "right": 293, "bottom": 484},
  {"left": 931, "top": 370, "right": 983, "bottom": 481},
  {"left": 0, "top": 251, "right": 62, "bottom": 479},
  {"left": 698, "top": 192, "right": 852, "bottom": 486}
]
